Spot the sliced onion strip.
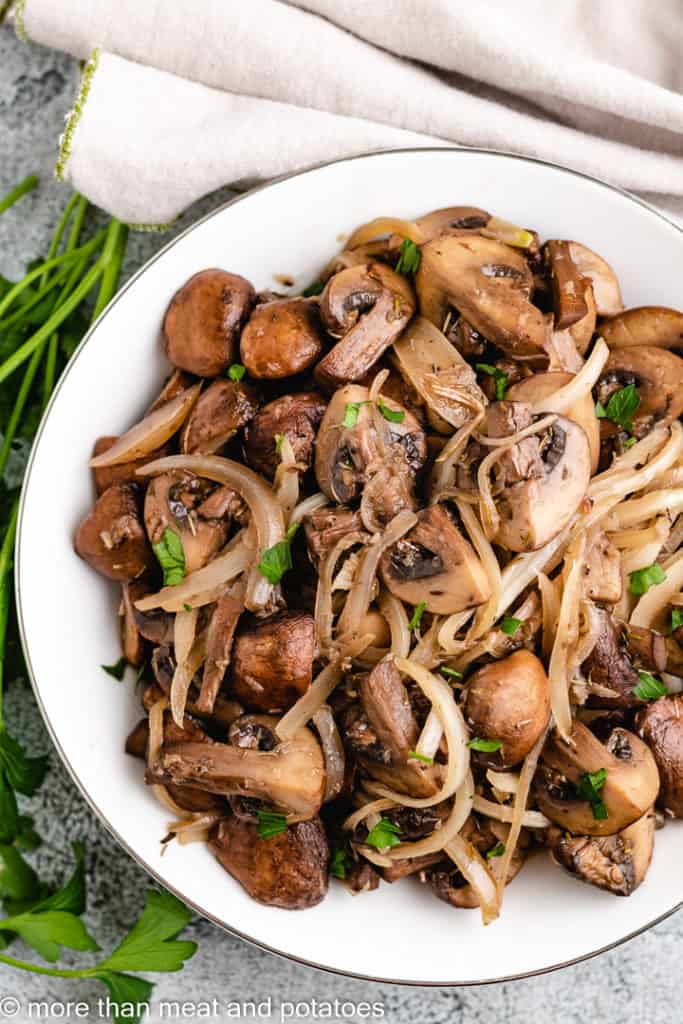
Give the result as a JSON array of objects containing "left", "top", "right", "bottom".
[
  {"left": 548, "top": 532, "right": 586, "bottom": 741},
  {"left": 312, "top": 704, "right": 345, "bottom": 802},
  {"left": 388, "top": 772, "right": 475, "bottom": 861},
  {"left": 444, "top": 835, "right": 499, "bottom": 925},
  {"left": 472, "top": 796, "right": 550, "bottom": 830},
  {"left": 134, "top": 530, "right": 251, "bottom": 612},
  {"left": 276, "top": 661, "right": 344, "bottom": 741},
  {"left": 631, "top": 548, "right": 683, "bottom": 629},
  {"left": 530, "top": 338, "right": 608, "bottom": 416},
  {"left": 90, "top": 384, "right": 201, "bottom": 467}
]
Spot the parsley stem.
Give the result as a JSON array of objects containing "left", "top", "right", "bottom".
[
  {"left": 0, "top": 337, "right": 49, "bottom": 482},
  {"left": 0, "top": 499, "right": 20, "bottom": 728},
  {"left": 0, "top": 258, "right": 105, "bottom": 387},
  {"left": 91, "top": 219, "right": 128, "bottom": 323},
  {"left": 0, "top": 175, "right": 39, "bottom": 217},
  {"left": 42, "top": 334, "right": 59, "bottom": 410},
  {"left": 40, "top": 192, "right": 82, "bottom": 288},
  {"left": 0, "top": 952, "right": 92, "bottom": 979}
]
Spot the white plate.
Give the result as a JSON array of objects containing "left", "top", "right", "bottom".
[{"left": 17, "top": 149, "right": 683, "bottom": 985}]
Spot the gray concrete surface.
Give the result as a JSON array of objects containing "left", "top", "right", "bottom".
[{"left": 0, "top": 25, "right": 676, "bottom": 1024}]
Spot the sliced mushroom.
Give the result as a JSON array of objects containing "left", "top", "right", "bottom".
[
  {"left": 415, "top": 234, "right": 546, "bottom": 357},
  {"left": 567, "top": 242, "right": 623, "bottom": 316},
  {"left": 163, "top": 269, "right": 255, "bottom": 377},
  {"left": 343, "top": 704, "right": 438, "bottom": 800},
  {"left": 195, "top": 590, "right": 244, "bottom": 715},
  {"left": 534, "top": 721, "right": 659, "bottom": 836},
  {"left": 91, "top": 437, "right": 172, "bottom": 495},
  {"left": 637, "top": 695, "right": 683, "bottom": 817},
  {"left": 120, "top": 583, "right": 146, "bottom": 666},
  {"left": 596, "top": 346, "right": 683, "bottom": 437},
  {"left": 126, "top": 580, "right": 174, "bottom": 646},
  {"left": 210, "top": 814, "right": 329, "bottom": 909},
  {"left": 315, "top": 263, "right": 415, "bottom": 388},
  {"left": 415, "top": 206, "right": 490, "bottom": 239},
  {"left": 144, "top": 471, "right": 230, "bottom": 574},
  {"left": 506, "top": 371, "right": 599, "bottom": 473},
  {"left": 180, "top": 380, "right": 259, "bottom": 454},
  {"left": 547, "top": 808, "right": 655, "bottom": 896},
  {"left": 314, "top": 383, "right": 426, "bottom": 510},
  {"left": 303, "top": 506, "right": 364, "bottom": 568},
  {"left": 75, "top": 482, "right": 152, "bottom": 581},
  {"left": 379, "top": 504, "right": 491, "bottom": 615},
  {"left": 465, "top": 650, "right": 551, "bottom": 769},
  {"left": 582, "top": 530, "right": 622, "bottom": 604},
  {"left": 359, "top": 656, "right": 419, "bottom": 759},
  {"left": 125, "top": 718, "right": 149, "bottom": 759},
  {"left": 148, "top": 369, "right": 196, "bottom": 412},
  {"left": 600, "top": 306, "right": 683, "bottom": 350},
  {"left": 564, "top": 283, "right": 597, "bottom": 356},
  {"left": 583, "top": 609, "right": 654, "bottom": 708},
  {"left": 159, "top": 713, "right": 325, "bottom": 817},
  {"left": 428, "top": 816, "right": 526, "bottom": 909},
  {"left": 230, "top": 611, "right": 315, "bottom": 713},
  {"left": 544, "top": 240, "right": 589, "bottom": 330},
  {"left": 240, "top": 297, "right": 323, "bottom": 379},
  {"left": 244, "top": 392, "right": 327, "bottom": 480},
  {"left": 493, "top": 413, "right": 591, "bottom": 552}
]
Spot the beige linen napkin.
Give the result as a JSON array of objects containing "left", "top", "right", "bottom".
[{"left": 10, "top": 0, "right": 683, "bottom": 226}]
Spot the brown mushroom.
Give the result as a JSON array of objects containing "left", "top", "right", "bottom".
[
  {"left": 240, "top": 297, "right": 323, "bottom": 379},
  {"left": 230, "top": 611, "right": 314, "bottom": 713},
  {"left": 415, "top": 206, "right": 490, "bottom": 239},
  {"left": 600, "top": 306, "right": 683, "bottom": 351},
  {"left": 544, "top": 240, "right": 589, "bottom": 329},
  {"left": 75, "top": 482, "right": 151, "bottom": 581},
  {"left": 547, "top": 808, "right": 655, "bottom": 896},
  {"left": 148, "top": 369, "right": 195, "bottom": 412},
  {"left": 244, "top": 392, "right": 327, "bottom": 480},
  {"left": 637, "top": 695, "right": 683, "bottom": 817},
  {"left": 125, "top": 718, "right": 149, "bottom": 759},
  {"left": 210, "top": 814, "right": 329, "bottom": 909},
  {"left": 91, "top": 437, "right": 172, "bottom": 495},
  {"left": 506, "top": 371, "right": 600, "bottom": 473},
  {"left": 302, "top": 506, "right": 364, "bottom": 568},
  {"left": 144, "top": 471, "right": 229, "bottom": 574},
  {"left": 159, "top": 713, "right": 325, "bottom": 817},
  {"left": 195, "top": 590, "right": 244, "bottom": 715},
  {"left": 582, "top": 531, "right": 622, "bottom": 604},
  {"left": 379, "top": 504, "right": 491, "bottom": 615},
  {"left": 415, "top": 234, "right": 546, "bottom": 357},
  {"left": 428, "top": 815, "right": 526, "bottom": 909},
  {"left": 360, "top": 656, "right": 419, "bottom": 760},
  {"left": 583, "top": 608, "right": 642, "bottom": 708},
  {"left": 125, "top": 580, "right": 174, "bottom": 646},
  {"left": 567, "top": 242, "right": 623, "bottom": 316},
  {"left": 315, "top": 263, "right": 415, "bottom": 388},
  {"left": 595, "top": 346, "right": 683, "bottom": 437},
  {"left": 163, "top": 269, "right": 255, "bottom": 377},
  {"left": 465, "top": 650, "right": 551, "bottom": 769},
  {"left": 534, "top": 721, "right": 659, "bottom": 836},
  {"left": 180, "top": 380, "right": 258, "bottom": 454}
]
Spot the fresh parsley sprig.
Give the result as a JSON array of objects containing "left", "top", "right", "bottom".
[
  {"left": 395, "top": 239, "right": 421, "bottom": 276},
  {"left": 595, "top": 383, "right": 640, "bottom": 433},
  {"left": 257, "top": 522, "right": 300, "bottom": 584},
  {"left": 576, "top": 768, "right": 608, "bottom": 821}
]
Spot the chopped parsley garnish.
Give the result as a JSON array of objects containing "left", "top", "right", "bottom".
[
  {"left": 395, "top": 238, "right": 421, "bottom": 276},
  {"left": 623, "top": 437, "right": 637, "bottom": 449},
  {"left": 576, "top": 768, "right": 608, "bottom": 821},
  {"left": 365, "top": 817, "right": 402, "bottom": 850},
  {"left": 101, "top": 656, "right": 127, "bottom": 680},
  {"left": 594, "top": 383, "right": 640, "bottom": 433},
  {"left": 302, "top": 280, "right": 324, "bottom": 297},
  {"left": 152, "top": 528, "right": 185, "bottom": 587},
  {"left": 476, "top": 362, "right": 508, "bottom": 401},
  {"left": 670, "top": 608, "right": 683, "bottom": 633},
  {"left": 377, "top": 398, "right": 405, "bottom": 423},
  {"left": 227, "top": 363, "right": 246, "bottom": 382},
  {"left": 633, "top": 671, "right": 668, "bottom": 702},
  {"left": 485, "top": 842, "right": 506, "bottom": 860},
  {"left": 408, "top": 750, "right": 434, "bottom": 765},
  {"left": 257, "top": 522, "right": 300, "bottom": 584},
  {"left": 629, "top": 562, "right": 666, "bottom": 596},
  {"left": 330, "top": 847, "right": 350, "bottom": 879},
  {"left": 182, "top": 603, "right": 193, "bottom": 612},
  {"left": 274, "top": 432, "right": 285, "bottom": 454},
  {"left": 440, "top": 666, "right": 463, "bottom": 680},
  {"left": 467, "top": 737, "right": 502, "bottom": 753},
  {"left": 257, "top": 809, "right": 288, "bottom": 839},
  {"left": 342, "top": 401, "right": 366, "bottom": 428},
  {"left": 408, "top": 600, "right": 426, "bottom": 632},
  {"left": 500, "top": 616, "right": 523, "bottom": 636}
]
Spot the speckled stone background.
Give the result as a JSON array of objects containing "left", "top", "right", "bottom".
[{"left": 0, "top": 24, "right": 679, "bottom": 1024}]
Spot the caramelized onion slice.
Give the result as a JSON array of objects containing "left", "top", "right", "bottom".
[
  {"left": 90, "top": 385, "right": 201, "bottom": 467},
  {"left": 312, "top": 704, "right": 345, "bottom": 803},
  {"left": 346, "top": 216, "right": 425, "bottom": 249}
]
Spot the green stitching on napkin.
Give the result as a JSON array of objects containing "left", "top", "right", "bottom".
[
  {"left": 0, "top": 0, "right": 15, "bottom": 28},
  {"left": 122, "top": 218, "right": 179, "bottom": 233},
  {"left": 55, "top": 47, "right": 101, "bottom": 182},
  {"left": 11, "top": 0, "right": 27, "bottom": 38}
]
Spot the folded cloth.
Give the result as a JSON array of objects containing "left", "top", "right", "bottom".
[{"left": 11, "top": 0, "right": 683, "bottom": 226}]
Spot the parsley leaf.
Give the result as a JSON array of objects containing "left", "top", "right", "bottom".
[
  {"left": 330, "top": 847, "right": 350, "bottom": 879},
  {"left": 633, "top": 671, "right": 668, "bottom": 702},
  {"left": 94, "top": 972, "right": 153, "bottom": 1024},
  {"left": 257, "top": 522, "right": 300, "bottom": 585},
  {"left": 670, "top": 608, "right": 683, "bottom": 633},
  {"left": 342, "top": 401, "right": 365, "bottom": 428},
  {"left": 377, "top": 398, "right": 405, "bottom": 423},
  {"left": 629, "top": 562, "right": 666, "bottom": 596},
  {"left": 440, "top": 666, "right": 463, "bottom": 680},
  {"left": 0, "top": 729, "right": 47, "bottom": 796},
  {"left": 486, "top": 842, "right": 506, "bottom": 860},
  {"left": 395, "top": 239, "right": 421, "bottom": 276},
  {"left": 274, "top": 432, "right": 285, "bottom": 454},
  {"left": 152, "top": 528, "right": 185, "bottom": 587},
  {"left": 408, "top": 600, "right": 426, "bottom": 632},
  {"left": 102, "top": 656, "right": 127, "bottom": 680},
  {"left": 500, "top": 616, "right": 523, "bottom": 636},
  {"left": 0, "top": 772, "right": 19, "bottom": 844},
  {"left": 257, "top": 810, "right": 288, "bottom": 840},
  {"left": 594, "top": 383, "right": 640, "bottom": 432},
  {"left": 227, "top": 363, "right": 246, "bottom": 382},
  {"left": 467, "top": 737, "right": 502, "bottom": 752},
  {"left": 98, "top": 890, "right": 196, "bottom": 973},
  {"left": 408, "top": 750, "right": 434, "bottom": 765},
  {"left": 623, "top": 437, "right": 637, "bottom": 449},
  {"left": 0, "top": 845, "right": 42, "bottom": 906},
  {"left": 302, "top": 280, "right": 324, "bottom": 297},
  {"left": 476, "top": 363, "right": 508, "bottom": 401},
  {"left": 365, "top": 817, "right": 402, "bottom": 850},
  {"left": 576, "top": 768, "right": 608, "bottom": 820}
]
